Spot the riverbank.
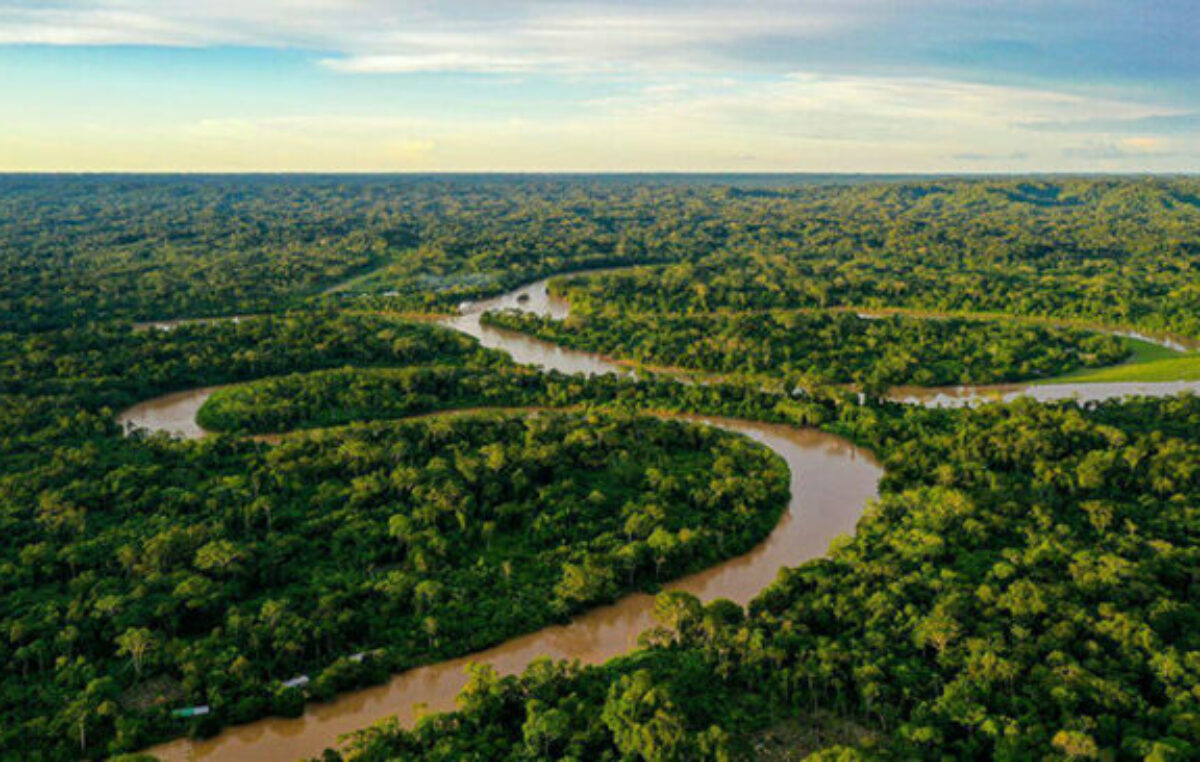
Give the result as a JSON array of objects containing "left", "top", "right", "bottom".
[
  {"left": 120, "top": 267, "right": 1200, "bottom": 760},
  {"left": 142, "top": 412, "right": 880, "bottom": 762}
]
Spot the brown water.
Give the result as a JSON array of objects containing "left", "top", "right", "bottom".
[
  {"left": 116, "top": 275, "right": 620, "bottom": 438},
  {"left": 127, "top": 271, "right": 885, "bottom": 761},
  {"left": 123, "top": 268, "right": 1200, "bottom": 761},
  {"left": 117, "top": 270, "right": 1200, "bottom": 433},
  {"left": 891, "top": 379, "right": 1200, "bottom": 408},
  {"left": 438, "top": 272, "right": 632, "bottom": 377},
  {"left": 440, "top": 273, "right": 1200, "bottom": 405},
  {"left": 119, "top": 386, "right": 225, "bottom": 439},
  {"left": 145, "top": 418, "right": 881, "bottom": 762}
]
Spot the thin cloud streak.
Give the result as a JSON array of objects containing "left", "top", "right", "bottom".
[
  {"left": 0, "top": 1, "right": 1197, "bottom": 170},
  {"left": 1022, "top": 113, "right": 1200, "bottom": 135},
  {"left": 3, "top": 1, "right": 1196, "bottom": 84},
  {"left": 321, "top": 6, "right": 851, "bottom": 74},
  {"left": 4, "top": 71, "right": 1196, "bottom": 172},
  {"left": 0, "top": 1, "right": 865, "bottom": 55}
]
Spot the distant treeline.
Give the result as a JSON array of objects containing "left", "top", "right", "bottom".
[{"left": 3, "top": 176, "right": 1200, "bottom": 337}]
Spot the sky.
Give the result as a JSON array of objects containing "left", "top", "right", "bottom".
[{"left": 0, "top": 0, "right": 1198, "bottom": 172}]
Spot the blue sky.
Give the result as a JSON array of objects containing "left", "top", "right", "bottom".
[{"left": 0, "top": 0, "right": 1197, "bottom": 171}]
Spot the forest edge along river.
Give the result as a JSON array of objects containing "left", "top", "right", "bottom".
[
  {"left": 141, "top": 416, "right": 880, "bottom": 762},
  {"left": 126, "top": 273, "right": 883, "bottom": 762},
  {"left": 120, "top": 269, "right": 1200, "bottom": 433},
  {"left": 122, "top": 269, "right": 1200, "bottom": 760}
]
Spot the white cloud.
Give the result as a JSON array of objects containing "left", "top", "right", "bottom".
[
  {"left": 0, "top": 8, "right": 200, "bottom": 45},
  {"left": 323, "top": 6, "right": 850, "bottom": 73},
  {"left": 583, "top": 73, "right": 1171, "bottom": 143},
  {"left": 1, "top": 2, "right": 1197, "bottom": 171},
  {"left": 5, "top": 70, "right": 1197, "bottom": 172},
  {"left": 0, "top": 1, "right": 880, "bottom": 70}
]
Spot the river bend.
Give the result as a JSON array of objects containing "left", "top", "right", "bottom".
[{"left": 125, "top": 270, "right": 1197, "bottom": 760}]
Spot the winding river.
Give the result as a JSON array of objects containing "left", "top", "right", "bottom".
[
  {"left": 125, "top": 271, "right": 1198, "bottom": 761},
  {"left": 440, "top": 272, "right": 1200, "bottom": 406},
  {"left": 143, "top": 418, "right": 879, "bottom": 762}
]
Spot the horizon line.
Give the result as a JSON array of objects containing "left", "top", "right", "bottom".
[{"left": 2, "top": 170, "right": 1198, "bottom": 178}]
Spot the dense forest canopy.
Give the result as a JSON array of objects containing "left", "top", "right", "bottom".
[
  {"left": 1, "top": 175, "right": 1198, "bottom": 761},
  {"left": 482, "top": 308, "right": 1129, "bottom": 389},
  {"left": 3, "top": 175, "right": 1200, "bottom": 336},
  {"left": 337, "top": 394, "right": 1200, "bottom": 762},
  {"left": 1, "top": 402, "right": 788, "bottom": 757}
]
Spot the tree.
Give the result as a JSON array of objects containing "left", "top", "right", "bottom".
[
  {"left": 115, "top": 628, "right": 157, "bottom": 679},
  {"left": 194, "top": 539, "right": 244, "bottom": 574},
  {"left": 413, "top": 580, "right": 443, "bottom": 614},
  {"left": 422, "top": 616, "right": 438, "bottom": 649},
  {"left": 647, "top": 529, "right": 679, "bottom": 578},
  {"left": 602, "top": 670, "right": 691, "bottom": 761},
  {"left": 1052, "top": 730, "right": 1101, "bottom": 759},
  {"left": 652, "top": 591, "right": 702, "bottom": 646},
  {"left": 522, "top": 699, "right": 573, "bottom": 757}
]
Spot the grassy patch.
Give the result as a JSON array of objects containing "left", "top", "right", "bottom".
[
  {"left": 1123, "top": 338, "right": 1183, "bottom": 364},
  {"left": 1038, "top": 338, "right": 1200, "bottom": 384}
]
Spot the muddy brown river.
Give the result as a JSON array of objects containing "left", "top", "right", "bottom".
[
  {"left": 144, "top": 418, "right": 880, "bottom": 762},
  {"left": 118, "top": 271, "right": 1200, "bottom": 438},
  {"left": 439, "top": 274, "right": 1200, "bottom": 404},
  {"left": 122, "top": 270, "right": 1197, "bottom": 760}
]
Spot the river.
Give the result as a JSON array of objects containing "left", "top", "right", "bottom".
[
  {"left": 143, "top": 417, "right": 880, "bottom": 762},
  {"left": 439, "top": 273, "right": 1200, "bottom": 405},
  {"left": 119, "top": 271, "right": 1200, "bottom": 438},
  {"left": 125, "top": 270, "right": 1197, "bottom": 760}
]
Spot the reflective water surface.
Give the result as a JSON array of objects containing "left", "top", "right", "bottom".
[
  {"left": 126, "top": 270, "right": 1197, "bottom": 760},
  {"left": 119, "top": 386, "right": 224, "bottom": 440},
  {"left": 891, "top": 379, "right": 1200, "bottom": 408},
  {"left": 438, "top": 273, "right": 631, "bottom": 377},
  {"left": 146, "top": 419, "right": 881, "bottom": 762},
  {"left": 119, "top": 272, "right": 1200, "bottom": 437}
]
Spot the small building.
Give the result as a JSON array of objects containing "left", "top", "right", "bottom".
[
  {"left": 281, "top": 675, "right": 310, "bottom": 690},
  {"left": 171, "top": 705, "right": 211, "bottom": 719}
]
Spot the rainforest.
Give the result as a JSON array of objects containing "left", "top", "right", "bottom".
[{"left": 1, "top": 175, "right": 1198, "bottom": 762}]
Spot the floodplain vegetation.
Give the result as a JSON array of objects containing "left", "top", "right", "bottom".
[
  {"left": 1, "top": 314, "right": 795, "bottom": 759},
  {"left": 483, "top": 308, "right": 1129, "bottom": 390},
  {"left": 0, "top": 175, "right": 1198, "bottom": 761},
  {"left": 337, "top": 394, "right": 1200, "bottom": 762}
]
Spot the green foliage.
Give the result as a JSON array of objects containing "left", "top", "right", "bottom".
[
  {"left": 5, "top": 175, "right": 1200, "bottom": 762},
  {"left": 0, "top": 405, "right": 787, "bottom": 758},
  {"left": 484, "top": 308, "right": 1128, "bottom": 388},
  {"left": 0, "top": 175, "right": 711, "bottom": 330},
  {"left": 0, "top": 311, "right": 482, "bottom": 412},
  {"left": 7, "top": 176, "right": 1200, "bottom": 339},
  {"left": 0, "top": 176, "right": 411, "bottom": 330},
  {"left": 537, "top": 178, "right": 1200, "bottom": 340},
  {"left": 340, "top": 395, "right": 1200, "bottom": 761},
  {"left": 197, "top": 365, "right": 551, "bottom": 434},
  {"left": 194, "top": 362, "right": 845, "bottom": 436}
]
